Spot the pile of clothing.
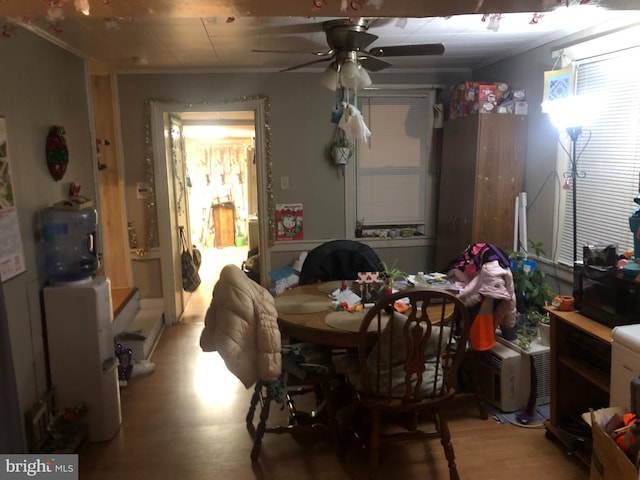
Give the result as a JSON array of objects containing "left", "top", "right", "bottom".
[{"left": 445, "top": 243, "right": 517, "bottom": 351}]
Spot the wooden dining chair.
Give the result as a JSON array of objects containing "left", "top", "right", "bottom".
[{"left": 352, "top": 288, "right": 472, "bottom": 480}]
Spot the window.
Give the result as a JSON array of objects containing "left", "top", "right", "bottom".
[
  {"left": 556, "top": 46, "right": 640, "bottom": 265},
  {"left": 352, "top": 91, "right": 437, "bottom": 238}
]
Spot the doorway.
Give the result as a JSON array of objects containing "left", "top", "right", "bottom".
[
  {"left": 182, "top": 113, "right": 256, "bottom": 302},
  {"left": 150, "top": 97, "right": 272, "bottom": 325}
]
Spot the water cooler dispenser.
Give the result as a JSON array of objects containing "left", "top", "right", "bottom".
[{"left": 42, "top": 202, "right": 122, "bottom": 442}]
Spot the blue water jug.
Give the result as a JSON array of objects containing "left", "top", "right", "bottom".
[{"left": 41, "top": 205, "right": 98, "bottom": 282}]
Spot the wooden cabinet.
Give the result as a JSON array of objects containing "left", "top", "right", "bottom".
[
  {"left": 212, "top": 203, "right": 235, "bottom": 247},
  {"left": 544, "top": 307, "right": 612, "bottom": 465},
  {"left": 435, "top": 114, "right": 526, "bottom": 268}
]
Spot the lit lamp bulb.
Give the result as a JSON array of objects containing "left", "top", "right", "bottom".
[
  {"left": 74, "top": 0, "right": 90, "bottom": 15},
  {"left": 542, "top": 93, "right": 604, "bottom": 131}
]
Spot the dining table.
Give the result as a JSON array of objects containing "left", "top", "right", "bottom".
[{"left": 274, "top": 280, "right": 455, "bottom": 349}]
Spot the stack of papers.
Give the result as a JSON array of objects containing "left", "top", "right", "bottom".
[{"left": 406, "top": 273, "right": 461, "bottom": 292}]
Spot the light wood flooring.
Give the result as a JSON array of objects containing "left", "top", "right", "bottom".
[{"left": 79, "top": 247, "right": 589, "bottom": 479}]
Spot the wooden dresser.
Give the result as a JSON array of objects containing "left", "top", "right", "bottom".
[
  {"left": 435, "top": 114, "right": 526, "bottom": 268},
  {"left": 544, "top": 306, "right": 612, "bottom": 465}
]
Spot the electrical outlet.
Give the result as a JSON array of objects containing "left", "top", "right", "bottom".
[{"left": 280, "top": 176, "right": 289, "bottom": 190}]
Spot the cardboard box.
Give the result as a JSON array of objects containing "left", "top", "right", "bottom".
[{"left": 582, "top": 407, "right": 639, "bottom": 480}]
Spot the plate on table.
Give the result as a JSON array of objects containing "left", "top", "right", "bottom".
[
  {"left": 275, "top": 294, "right": 332, "bottom": 314},
  {"left": 325, "top": 310, "right": 390, "bottom": 332}
]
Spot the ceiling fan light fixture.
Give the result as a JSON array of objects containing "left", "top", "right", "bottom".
[
  {"left": 356, "top": 65, "right": 372, "bottom": 89},
  {"left": 340, "top": 59, "right": 360, "bottom": 90},
  {"left": 320, "top": 61, "right": 339, "bottom": 91}
]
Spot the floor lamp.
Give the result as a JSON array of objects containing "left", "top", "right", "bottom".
[
  {"left": 566, "top": 125, "right": 583, "bottom": 263},
  {"left": 542, "top": 93, "right": 601, "bottom": 264}
]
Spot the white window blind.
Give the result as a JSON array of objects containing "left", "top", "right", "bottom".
[
  {"left": 557, "top": 47, "right": 640, "bottom": 265},
  {"left": 356, "top": 96, "right": 431, "bottom": 227}
]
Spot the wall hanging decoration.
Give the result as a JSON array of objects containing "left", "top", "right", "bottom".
[
  {"left": 275, "top": 203, "right": 303, "bottom": 241},
  {"left": 542, "top": 65, "right": 573, "bottom": 110},
  {"left": 0, "top": 116, "right": 27, "bottom": 281},
  {"left": 45, "top": 125, "right": 69, "bottom": 181}
]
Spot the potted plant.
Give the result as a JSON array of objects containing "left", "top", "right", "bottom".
[
  {"left": 380, "top": 261, "right": 407, "bottom": 296},
  {"left": 507, "top": 240, "right": 554, "bottom": 347},
  {"left": 329, "top": 133, "right": 354, "bottom": 167}
]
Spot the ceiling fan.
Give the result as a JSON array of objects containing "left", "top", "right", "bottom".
[{"left": 253, "top": 18, "right": 445, "bottom": 73}]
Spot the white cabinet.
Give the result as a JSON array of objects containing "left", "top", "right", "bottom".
[{"left": 611, "top": 324, "right": 640, "bottom": 412}]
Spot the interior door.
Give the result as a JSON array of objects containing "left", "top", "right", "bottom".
[
  {"left": 165, "top": 113, "right": 192, "bottom": 322},
  {"left": 154, "top": 113, "right": 191, "bottom": 324}
]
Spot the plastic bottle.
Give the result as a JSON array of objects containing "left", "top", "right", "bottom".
[{"left": 41, "top": 205, "right": 98, "bottom": 283}]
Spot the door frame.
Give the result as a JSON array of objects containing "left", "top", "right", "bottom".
[{"left": 150, "top": 97, "right": 272, "bottom": 323}]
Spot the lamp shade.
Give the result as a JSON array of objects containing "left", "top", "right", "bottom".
[
  {"left": 356, "top": 65, "right": 372, "bottom": 89},
  {"left": 320, "top": 61, "right": 339, "bottom": 91},
  {"left": 340, "top": 60, "right": 359, "bottom": 90}
]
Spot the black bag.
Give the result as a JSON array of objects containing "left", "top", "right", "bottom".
[
  {"left": 180, "top": 228, "right": 201, "bottom": 292},
  {"left": 192, "top": 245, "right": 202, "bottom": 271}
]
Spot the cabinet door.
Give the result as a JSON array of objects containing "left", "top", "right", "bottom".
[
  {"left": 435, "top": 117, "right": 479, "bottom": 269},
  {"left": 472, "top": 114, "right": 526, "bottom": 251}
]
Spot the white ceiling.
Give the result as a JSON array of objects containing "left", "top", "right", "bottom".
[{"left": 4, "top": 1, "right": 640, "bottom": 73}]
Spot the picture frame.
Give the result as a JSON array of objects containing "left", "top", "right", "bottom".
[{"left": 542, "top": 66, "right": 574, "bottom": 112}]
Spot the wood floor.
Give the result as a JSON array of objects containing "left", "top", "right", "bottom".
[{"left": 79, "top": 248, "right": 589, "bottom": 480}]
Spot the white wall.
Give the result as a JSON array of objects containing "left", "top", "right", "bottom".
[{"left": 0, "top": 26, "right": 96, "bottom": 448}]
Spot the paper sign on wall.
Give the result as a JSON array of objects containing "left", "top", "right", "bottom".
[
  {"left": 275, "top": 203, "right": 303, "bottom": 241},
  {"left": 0, "top": 116, "right": 26, "bottom": 282}
]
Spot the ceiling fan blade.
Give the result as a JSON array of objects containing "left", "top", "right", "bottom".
[
  {"left": 368, "top": 43, "right": 445, "bottom": 57},
  {"left": 280, "top": 57, "right": 332, "bottom": 73},
  {"left": 358, "top": 54, "right": 392, "bottom": 72}
]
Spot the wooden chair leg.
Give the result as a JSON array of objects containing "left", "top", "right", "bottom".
[
  {"left": 368, "top": 409, "right": 381, "bottom": 479},
  {"left": 436, "top": 410, "right": 460, "bottom": 480},
  {"left": 251, "top": 384, "right": 272, "bottom": 462},
  {"left": 320, "top": 381, "right": 342, "bottom": 454}
]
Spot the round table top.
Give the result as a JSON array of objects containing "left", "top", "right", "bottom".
[
  {"left": 275, "top": 283, "right": 365, "bottom": 348},
  {"left": 275, "top": 283, "right": 453, "bottom": 348}
]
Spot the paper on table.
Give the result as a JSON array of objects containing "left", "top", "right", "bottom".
[{"left": 333, "top": 289, "right": 362, "bottom": 308}]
